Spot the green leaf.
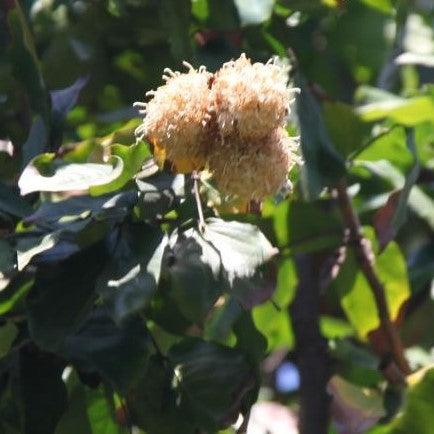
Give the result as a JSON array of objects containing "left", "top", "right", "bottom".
[
  {"left": 25, "top": 191, "right": 137, "bottom": 227},
  {"left": 233, "top": 0, "right": 274, "bottom": 26},
  {"left": 0, "top": 239, "right": 15, "bottom": 281},
  {"left": 21, "top": 116, "right": 48, "bottom": 169},
  {"left": 89, "top": 142, "right": 150, "bottom": 196},
  {"left": 323, "top": 101, "right": 370, "bottom": 158},
  {"left": 201, "top": 218, "right": 278, "bottom": 308},
  {"left": 159, "top": 0, "right": 192, "bottom": 61},
  {"left": 319, "top": 316, "right": 354, "bottom": 339},
  {"left": 202, "top": 218, "right": 277, "bottom": 284},
  {"left": 252, "top": 302, "right": 294, "bottom": 351},
  {"left": 19, "top": 157, "right": 123, "bottom": 196},
  {"left": 97, "top": 224, "right": 167, "bottom": 324},
  {"left": 360, "top": 0, "right": 394, "bottom": 14},
  {"left": 127, "top": 355, "right": 196, "bottom": 434},
  {"left": 5, "top": 2, "right": 50, "bottom": 123},
  {"left": 26, "top": 243, "right": 106, "bottom": 351},
  {"left": 169, "top": 338, "right": 256, "bottom": 431},
  {"left": 328, "top": 375, "right": 385, "bottom": 434},
  {"left": 369, "top": 367, "right": 434, "bottom": 434},
  {"left": 0, "top": 182, "right": 32, "bottom": 218},
  {"left": 0, "top": 322, "right": 18, "bottom": 358},
  {"left": 357, "top": 95, "right": 434, "bottom": 126},
  {"left": 335, "top": 239, "right": 410, "bottom": 339},
  {"left": 356, "top": 160, "right": 434, "bottom": 230},
  {"left": 62, "top": 309, "right": 151, "bottom": 394},
  {"left": 136, "top": 172, "right": 185, "bottom": 220},
  {"left": 55, "top": 372, "right": 92, "bottom": 434},
  {"left": 16, "top": 350, "right": 67, "bottom": 434},
  {"left": 295, "top": 74, "right": 346, "bottom": 199},
  {"left": 163, "top": 228, "right": 223, "bottom": 323},
  {"left": 50, "top": 77, "right": 88, "bottom": 149},
  {"left": 263, "top": 199, "right": 343, "bottom": 253},
  {"left": 373, "top": 129, "right": 421, "bottom": 250}
]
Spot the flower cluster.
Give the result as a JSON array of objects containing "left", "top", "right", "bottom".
[{"left": 134, "top": 54, "right": 300, "bottom": 201}]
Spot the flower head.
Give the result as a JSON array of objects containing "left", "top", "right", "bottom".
[
  {"left": 134, "top": 62, "right": 212, "bottom": 163},
  {"left": 208, "top": 128, "right": 301, "bottom": 201},
  {"left": 210, "top": 54, "right": 299, "bottom": 140}
]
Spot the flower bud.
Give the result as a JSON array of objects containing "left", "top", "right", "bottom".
[
  {"left": 208, "top": 128, "right": 301, "bottom": 200},
  {"left": 134, "top": 63, "right": 212, "bottom": 163},
  {"left": 210, "top": 54, "right": 298, "bottom": 140}
]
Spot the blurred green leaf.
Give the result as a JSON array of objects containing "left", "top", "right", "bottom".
[
  {"left": 357, "top": 160, "right": 434, "bottom": 230},
  {"left": 357, "top": 95, "right": 434, "bottom": 126},
  {"left": 159, "top": 0, "right": 192, "bottom": 61},
  {"left": 323, "top": 101, "right": 370, "bottom": 159},
  {"left": 328, "top": 375, "right": 385, "bottom": 434},
  {"left": 369, "top": 367, "right": 434, "bottom": 434},
  {"left": 334, "top": 238, "right": 410, "bottom": 339},
  {"left": 373, "top": 129, "right": 420, "bottom": 250},
  {"left": 4, "top": 1, "right": 50, "bottom": 122},
  {"left": 263, "top": 199, "right": 343, "bottom": 253}
]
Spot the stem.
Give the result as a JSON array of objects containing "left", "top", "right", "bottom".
[
  {"left": 291, "top": 253, "right": 330, "bottom": 434},
  {"left": 335, "top": 180, "right": 411, "bottom": 375},
  {"left": 192, "top": 171, "right": 205, "bottom": 231}
]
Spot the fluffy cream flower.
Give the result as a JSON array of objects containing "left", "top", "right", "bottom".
[
  {"left": 134, "top": 62, "right": 212, "bottom": 162},
  {"left": 210, "top": 54, "right": 298, "bottom": 140},
  {"left": 208, "top": 128, "right": 300, "bottom": 201}
]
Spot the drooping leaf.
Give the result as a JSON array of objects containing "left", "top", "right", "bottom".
[
  {"left": 50, "top": 76, "right": 89, "bottom": 148},
  {"left": 21, "top": 116, "right": 48, "bottom": 169}
]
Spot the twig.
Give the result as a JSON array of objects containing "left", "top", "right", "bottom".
[
  {"left": 291, "top": 253, "right": 330, "bottom": 434},
  {"left": 335, "top": 180, "right": 411, "bottom": 376},
  {"left": 192, "top": 171, "right": 205, "bottom": 231}
]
